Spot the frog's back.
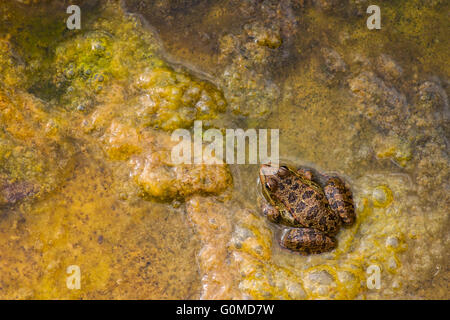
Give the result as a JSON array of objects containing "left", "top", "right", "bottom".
[{"left": 278, "top": 175, "right": 341, "bottom": 235}]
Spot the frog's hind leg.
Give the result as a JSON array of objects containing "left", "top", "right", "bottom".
[
  {"left": 296, "top": 167, "right": 327, "bottom": 186},
  {"left": 324, "top": 177, "right": 356, "bottom": 226},
  {"left": 296, "top": 168, "right": 313, "bottom": 180},
  {"left": 281, "top": 228, "right": 336, "bottom": 254}
]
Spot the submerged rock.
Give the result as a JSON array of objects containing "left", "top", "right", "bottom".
[
  {"left": 348, "top": 71, "right": 408, "bottom": 133},
  {"left": 376, "top": 54, "right": 403, "bottom": 81},
  {"left": 0, "top": 180, "right": 39, "bottom": 207},
  {"left": 0, "top": 89, "right": 75, "bottom": 209},
  {"left": 131, "top": 147, "right": 232, "bottom": 201}
]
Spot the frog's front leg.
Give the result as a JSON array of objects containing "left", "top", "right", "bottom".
[
  {"left": 261, "top": 202, "right": 281, "bottom": 224},
  {"left": 280, "top": 228, "right": 337, "bottom": 254},
  {"left": 324, "top": 176, "right": 356, "bottom": 226}
]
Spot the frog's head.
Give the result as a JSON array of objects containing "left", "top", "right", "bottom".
[
  {"left": 260, "top": 164, "right": 304, "bottom": 227},
  {"left": 259, "top": 164, "right": 292, "bottom": 205}
]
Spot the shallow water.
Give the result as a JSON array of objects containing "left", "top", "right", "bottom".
[{"left": 0, "top": 0, "right": 448, "bottom": 299}]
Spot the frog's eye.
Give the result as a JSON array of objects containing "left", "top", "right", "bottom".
[
  {"left": 278, "top": 166, "right": 290, "bottom": 177},
  {"left": 265, "top": 178, "right": 278, "bottom": 191}
]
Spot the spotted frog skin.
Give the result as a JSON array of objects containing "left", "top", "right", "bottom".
[{"left": 259, "top": 164, "right": 355, "bottom": 254}]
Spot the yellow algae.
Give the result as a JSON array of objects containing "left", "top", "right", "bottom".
[
  {"left": 132, "top": 147, "right": 232, "bottom": 201},
  {"left": 230, "top": 209, "right": 273, "bottom": 262},
  {"left": 372, "top": 185, "right": 394, "bottom": 208},
  {"left": 0, "top": 155, "right": 201, "bottom": 299},
  {"left": 186, "top": 196, "right": 243, "bottom": 299},
  {"left": 373, "top": 134, "right": 412, "bottom": 167},
  {"left": 0, "top": 88, "right": 75, "bottom": 206},
  {"left": 100, "top": 121, "right": 143, "bottom": 160},
  {"left": 0, "top": 38, "right": 27, "bottom": 88}
]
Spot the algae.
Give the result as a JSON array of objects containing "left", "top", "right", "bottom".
[{"left": 0, "top": 0, "right": 448, "bottom": 300}]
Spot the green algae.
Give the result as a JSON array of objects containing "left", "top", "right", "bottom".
[{"left": 0, "top": 2, "right": 68, "bottom": 96}]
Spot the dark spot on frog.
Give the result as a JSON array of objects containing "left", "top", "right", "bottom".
[
  {"left": 296, "top": 201, "right": 306, "bottom": 211},
  {"left": 307, "top": 205, "right": 319, "bottom": 219},
  {"left": 345, "top": 201, "right": 355, "bottom": 209},
  {"left": 331, "top": 213, "right": 339, "bottom": 221},
  {"left": 302, "top": 190, "right": 314, "bottom": 199},
  {"left": 326, "top": 189, "right": 336, "bottom": 197},
  {"left": 288, "top": 192, "right": 297, "bottom": 203},
  {"left": 332, "top": 200, "right": 345, "bottom": 210},
  {"left": 284, "top": 179, "right": 292, "bottom": 185},
  {"left": 291, "top": 182, "right": 299, "bottom": 190},
  {"left": 98, "top": 235, "right": 104, "bottom": 244}
]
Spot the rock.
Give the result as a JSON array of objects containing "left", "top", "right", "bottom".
[
  {"left": 308, "top": 270, "right": 334, "bottom": 285},
  {"left": 377, "top": 54, "right": 403, "bottom": 81},
  {"left": 244, "top": 22, "right": 282, "bottom": 49},
  {"left": 388, "top": 257, "right": 397, "bottom": 269},
  {"left": 348, "top": 71, "right": 408, "bottom": 133},
  {"left": 134, "top": 66, "right": 227, "bottom": 130},
  {"left": 349, "top": 72, "right": 407, "bottom": 110},
  {"left": 186, "top": 196, "right": 243, "bottom": 299},
  {"left": 0, "top": 89, "right": 75, "bottom": 209},
  {"left": 100, "top": 121, "right": 143, "bottom": 160},
  {"left": 0, "top": 181, "right": 39, "bottom": 207},
  {"left": 372, "top": 185, "right": 393, "bottom": 208},
  {"left": 285, "top": 281, "right": 306, "bottom": 299},
  {"left": 321, "top": 47, "right": 347, "bottom": 74},
  {"left": 386, "top": 236, "right": 399, "bottom": 249},
  {"left": 413, "top": 80, "right": 449, "bottom": 127},
  {"left": 131, "top": 145, "right": 232, "bottom": 201}
]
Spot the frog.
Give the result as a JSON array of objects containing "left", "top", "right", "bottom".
[{"left": 259, "top": 164, "right": 355, "bottom": 254}]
